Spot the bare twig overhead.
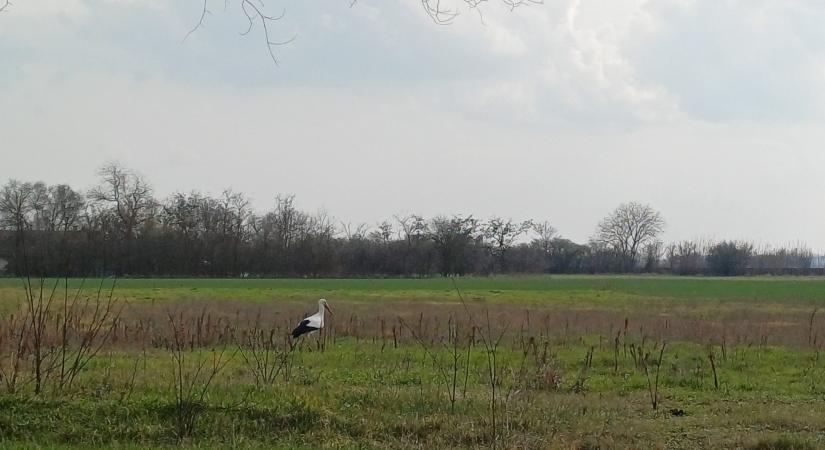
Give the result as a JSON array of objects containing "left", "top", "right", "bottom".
[
  {"left": 0, "top": 0, "right": 11, "bottom": 14},
  {"left": 439, "top": 0, "right": 544, "bottom": 25},
  {"left": 422, "top": 0, "right": 460, "bottom": 25},
  {"left": 183, "top": 0, "right": 211, "bottom": 43},
  {"left": 462, "top": 0, "right": 488, "bottom": 24},
  {"left": 238, "top": 0, "right": 295, "bottom": 66},
  {"left": 501, "top": 0, "right": 543, "bottom": 11},
  {"left": 180, "top": 0, "right": 542, "bottom": 64},
  {"left": 183, "top": 0, "right": 295, "bottom": 66}
]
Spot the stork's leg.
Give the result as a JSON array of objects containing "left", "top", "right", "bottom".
[{"left": 284, "top": 336, "right": 298, "bottom": 382}]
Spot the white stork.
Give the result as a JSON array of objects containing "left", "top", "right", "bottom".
[{"left": 291, "top": 298, "right": 333, "bottom": 338}]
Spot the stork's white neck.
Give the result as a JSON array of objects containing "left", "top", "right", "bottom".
[{"left": 317, "top": 301, "right": 326, "bottom": 324}]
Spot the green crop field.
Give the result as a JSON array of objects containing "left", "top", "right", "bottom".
[
  {"left": 3, "top": 275, "right": 825, "bottom": 310},
  {"left": 0, "top": 276, "right": 824, "bottom": 449}
]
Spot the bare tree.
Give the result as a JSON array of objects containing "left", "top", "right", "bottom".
[
  {"left": 43, "top": 185, "right": 85, "bottom": 232},
  {"left": 642, "top": 239, "right": 664, "bottom": 273},
  {"left": 0, "top": 180, "right": 36, "bottom": 234},
  {"left": 430, "top": 215, "right": 479, "bottom": 276},
  {"left": 88, "top": 163, "right": 155, "bottom": 242},
  {"left": 340, "top": 222, "right": 369, "bottom": 241},
  {"left": 26, "top": 182, "right": 49, "bottom": 230},
  {"left": 369, "top": 221, "right": 393, "bottom": 244},
  {"left": 666, "top": 239, "right": 706, "bottom": 275},
  {"left": 395, "top": 214, "right": 431, "bottom": 276},
  {"left": 483, "top": 217, "right": 531, "bottom": 273},
  {"left": 271, "top": 194, "right": 304, "bottom": 252},
  {"left": 529, "top": 220, "right": 558, "bottom": 273},
  {"left": 530, "top": 220, "right": 557, "bottom": 255},
  {"left": 395, "top": 214, "right": 428, "bottom": 244},
  {"left": 750, "top": 243, "right": 814, "bottom": 273},
  {"left": 249, "top": 194, "right": 311, "bottom": 274},
  {"left": 594, "top": 202, "right": 665, "bottom": 272},
  {"left": 0, "top": 180, "right": 45, "bottom": 273},
  {"left": 219, "top": 189, "right": 251, "bottom": 275}
]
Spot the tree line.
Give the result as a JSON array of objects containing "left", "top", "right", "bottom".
[{"left": 0, "top": 163, "right": 817, "bottom": 277}]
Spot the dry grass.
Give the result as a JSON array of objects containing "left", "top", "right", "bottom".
[{"left": 81, "top": 299, "right": 825, "bottom": 350}]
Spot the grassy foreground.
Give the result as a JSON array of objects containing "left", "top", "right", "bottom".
[
  {"left": 0, "top": 276, "right": 824, "bottom": 449},
  {"left": 1, "top": 340, "right": 824, "bottom": 449},
  {"left": 2, "top": 340, "right": 825, "bottom": 449}
]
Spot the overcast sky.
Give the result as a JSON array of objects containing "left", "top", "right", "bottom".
[{"left": 2, "top": 0, "right": 825, "bottom": 248}]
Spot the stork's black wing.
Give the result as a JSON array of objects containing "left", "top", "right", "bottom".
[{"left": 292, "top": 319, "right": 318, "bottom": 338}]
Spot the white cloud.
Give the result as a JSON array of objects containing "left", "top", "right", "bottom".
[
  {"left": 3, "top": 1, "right": 825, "bottom": 247},
  {"left": 4, "top": 0, "right": 825, "bottom": 126},
  {"left": 631, "top": 0, "right": 825, "bottom": 122}
]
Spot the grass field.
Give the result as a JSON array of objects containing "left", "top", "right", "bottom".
[
  {"left": 4, "top": 275, "right": 825, "bottom": 310},
  {"left": 0, "top": 276, "right": 824, "bottom": 449}
]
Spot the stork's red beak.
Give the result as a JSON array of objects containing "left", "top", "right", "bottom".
[{"left": 324, "top": 304, "right": 333, "bottom": 316}]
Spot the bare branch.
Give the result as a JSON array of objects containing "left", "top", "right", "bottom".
[
  {"left": 182, "top": 0, "right": 295, "bottom": 66},
  {"left": 183, "top": 0, "right": 211, "bottom": 43},
  {"left": 461, "top": 0, "right": 544, "bottom": 24},
  {"left": 463, "top": 0, "right": 488, "bottom": 24},
  {"left": 238, "top": 0, "right": 294, "bottom": 66},
  {"left": 0, "top": 0, "right": 11, "bottom": 14},
  {"left": 422, "top": 0, "right": 460, "bottom": 25},
  {"left": 501, "top": 0, "right": 543, "bottom": 10},
  {"left": 180, "top": 0, "right": 542, "bottom": 64}
]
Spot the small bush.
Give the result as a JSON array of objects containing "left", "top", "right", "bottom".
[{"left": 707, "top": 241, "right": 753, "bottom": 276}]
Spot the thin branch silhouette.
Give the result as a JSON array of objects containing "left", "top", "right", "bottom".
[
  {"left": 183, "top": 0, "right": 295, "bottom": 66},
  {"left": 183, "top": 0, "right": 211, "bottom": 43}
]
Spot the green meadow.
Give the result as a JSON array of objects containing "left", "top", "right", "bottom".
[
  {"left": 3, "top": 275, "right": 825, "bottom": 309},
  {"left": 0, "top": 276, "right": 824, "bottom": 449}
]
